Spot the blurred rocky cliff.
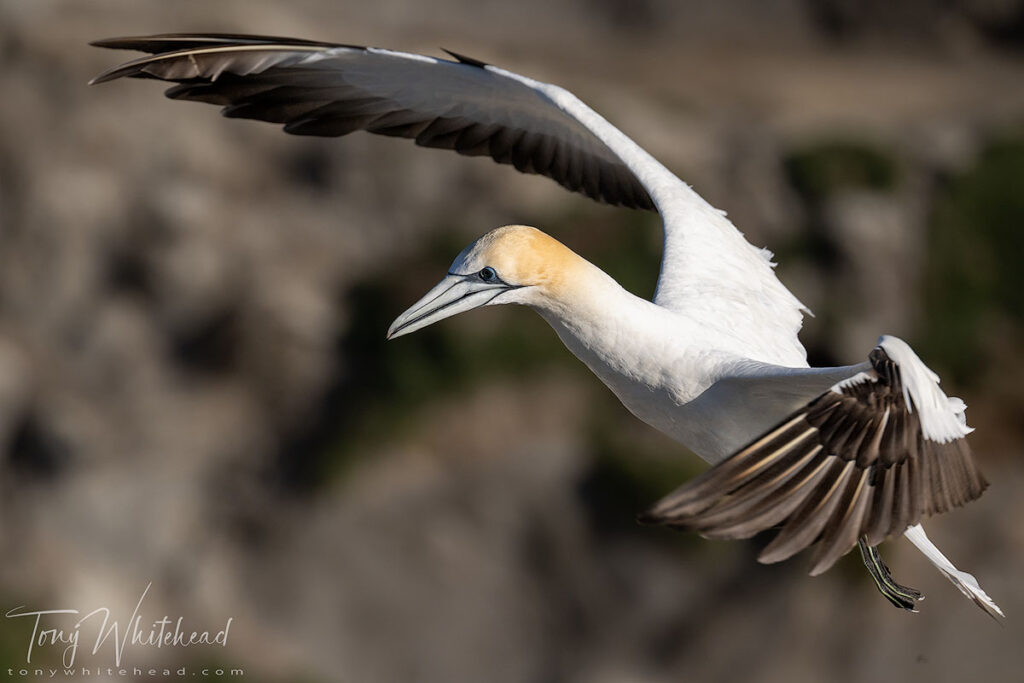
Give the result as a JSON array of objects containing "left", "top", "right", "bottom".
[{"left": 0, "top": 1, "right": 1022, "bottom": 682}]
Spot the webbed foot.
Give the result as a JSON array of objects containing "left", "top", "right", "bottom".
[{"left": 858, "top": 537, "right": 924, "bottom": 612}]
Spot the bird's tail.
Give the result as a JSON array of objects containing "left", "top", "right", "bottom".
[{"left": 903, "top": 524, "right": 1004, "bottom": 620}]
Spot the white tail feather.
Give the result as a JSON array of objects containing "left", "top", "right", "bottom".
[{"left": 903, "top": 524, "right": 1003, "bottom": 618}]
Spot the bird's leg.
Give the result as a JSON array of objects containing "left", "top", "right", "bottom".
[{"left": 858, "top": 538, "right": 924, "bottom": 612}]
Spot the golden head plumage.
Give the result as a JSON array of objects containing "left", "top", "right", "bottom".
[
  {"left": 387, "top": 225, "right": 605, "bottom": 339},
  {"left": 452, "top": 225, "right": 586, "bottom": 297}
]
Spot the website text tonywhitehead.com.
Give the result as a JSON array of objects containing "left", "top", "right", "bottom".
[{"left": 5, "top": 667, "right": 243, "bottom": 678}]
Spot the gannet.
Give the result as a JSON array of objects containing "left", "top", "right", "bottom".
[{"left": 92, "top": 34, "right": 1002, "bottom": 618}]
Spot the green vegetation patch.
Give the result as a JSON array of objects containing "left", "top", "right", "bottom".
[
  {"left": 921, "top": 128, "right": 1024, "bottom": 382},
  {"left": 784, "top": 139, "right": 900, "bottom": 202},
  {"left": 576, "top": 392, "right": 705, "bottom": 547}
]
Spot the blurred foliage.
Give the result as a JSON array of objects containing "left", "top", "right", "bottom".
[
  {"left": 920, "top": 127, "right": 1024, "bottom": 383},
  {"left": 805, "top": 0, "right": 1024, "bottom": 48},
  {"left": 780, "top": 139, "right": 901, "bottom": 275},
  {"left": 576, "top": 390, "right": 705, "bottom": 545},
  {"left": 777, "top": 138, "right": 903, "bottom": 366},
  {"left": 784, "top": 139, "right": 900, "bottom": 203}
]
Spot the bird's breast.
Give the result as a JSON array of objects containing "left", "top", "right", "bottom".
[{"left": 541, "top": 308, "right": 722, "bottom": 449}]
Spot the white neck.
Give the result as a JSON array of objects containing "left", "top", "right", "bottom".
[{"left": 528, "top": 263, "right": 716, "bottom": 411}]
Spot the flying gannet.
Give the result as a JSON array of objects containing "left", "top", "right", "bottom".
[{"left": 91, "top": 34, "right": 1002, "bottom": 618}]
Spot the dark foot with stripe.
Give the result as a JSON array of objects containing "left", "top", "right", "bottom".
[{"left": 858, "top": 538, "right": 923, "bottom": 611}]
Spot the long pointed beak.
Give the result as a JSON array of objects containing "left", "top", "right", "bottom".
[{"left": 387, "top": 274, "right": 507, "bottom": 340}]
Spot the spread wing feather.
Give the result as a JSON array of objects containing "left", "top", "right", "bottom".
[
  {"left": 90, "top": 35, "right": 654, "bottom": 210},
  {"left": 641, "top": 344, "right": 988, "bottom": 576}
]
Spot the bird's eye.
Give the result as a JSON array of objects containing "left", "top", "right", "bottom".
[{"left": 478, "top": 267, "right": 497, "bottom": 282}]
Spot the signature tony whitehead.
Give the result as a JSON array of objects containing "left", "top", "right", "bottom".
[{"left": 5, "top": 583, "right": 232, "bottom": 668}]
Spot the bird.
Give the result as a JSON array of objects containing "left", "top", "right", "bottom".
[{"left": 91, "top": 34, "right": 1002, "bottom": 618}]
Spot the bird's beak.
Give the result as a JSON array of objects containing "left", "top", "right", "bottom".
[{"left": 387, "top": 274, "right": 508, "bottom": 340}]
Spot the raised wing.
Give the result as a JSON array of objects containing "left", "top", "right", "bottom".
[
  {"left": 641, "top": 336, "right": 987, "bottom": 576},
  {"left": 92, "top": 34, "right": 808, "bottom": 363},
  {"left": 90, "top": 34, "right": 653, "bottom": 210}
]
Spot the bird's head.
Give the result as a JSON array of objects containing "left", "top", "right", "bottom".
[{"left": 387, "top": 225, "right": 584, "bottom": 339}]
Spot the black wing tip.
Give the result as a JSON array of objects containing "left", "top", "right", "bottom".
[
  {"left": 636, "top": 503, "right": 702, "bottom": 528},
  {"left": 635, "top": 510, "right": 661, "bottom": 525},
  {"left": 88, "top": 68, "right": 124, "bottom": 86},
  {"left": 88, "top": 35, "right": 178, "bottom": 50},
  {"left": 88, "top": 59, "right": 154, "bottom": 85},
  {"left": 441, "top": 48, "right": 489, "bottom": 68},
  {"left": 88, "top": 33, "right": 357, "bottom": 86},
  {"left": 89, "top": 34, "right": 204, "bottom": 51},
  {"left": 90, "top": 33, "right": 343, "bottom": 51}
]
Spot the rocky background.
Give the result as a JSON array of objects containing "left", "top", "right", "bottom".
[{"left": 0, "top": 1, "right": 1022, "bottom": 681}]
